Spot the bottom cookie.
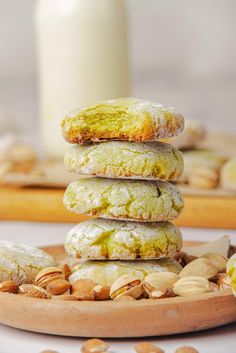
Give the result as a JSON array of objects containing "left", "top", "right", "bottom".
[{"left": 69, "top": 258, "right": 182, "bottom": 286}]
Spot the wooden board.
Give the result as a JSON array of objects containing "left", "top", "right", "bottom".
[
  {"left": 1, "top": 185, "right": 236, "bottom": 228},
  {"left": 0, "top": 186, "right": 89, "bottom": 224},
  {"left": 0, "top": 242, "right": 235, "bottom": 337}
]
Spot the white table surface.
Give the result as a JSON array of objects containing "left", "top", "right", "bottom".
[{"left": 0, "top": 221, "right": 236, "bottom": 353}]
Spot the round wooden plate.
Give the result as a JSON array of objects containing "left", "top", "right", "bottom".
[{"left": 0, "top": 243, "right": 235, "bottom": 338}]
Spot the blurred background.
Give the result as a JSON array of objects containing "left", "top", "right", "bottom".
[
  {"left": 1, "top": 5, "right": 236, "bottom": 352},
  {"left": 0, "top": 0, "right": 236, "bottom": 144},
  {"left": 0, "top": 0, "right": 236, "bottom": 227}
]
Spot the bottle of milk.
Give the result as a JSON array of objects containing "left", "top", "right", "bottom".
[{"left": 36, "top": 0, "right": 130, "bottom": 159}]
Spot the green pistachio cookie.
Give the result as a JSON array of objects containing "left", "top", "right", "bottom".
[
  {"left": 69, "top": 258, "right": 182, "bottom": 286},
  {"left": 0, "top": 240, "right": 55, "bottom": 284},
  {"left": 221, "top": 157, "right": 236, "bottom": 192},
  {"left": 179, "top": 149, "right": 227, "bottom": 183},
  {"left": 61, "top": 98, "right": 184, "bottom": 143},
  {"left": 64, "top": 141, "right": 184, "bottom": 181},
  {"left": 64, "top": 178, "right": 184, "bottom": 222},
  {"left": 65, "top": 219, "right": 182, "bottom": 260},
  {"left": 227, "top": 254, "right": 236, "bottom": 296}
]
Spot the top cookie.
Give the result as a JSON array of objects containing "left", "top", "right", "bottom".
[{"left": 61, "top": 98, "right": 184, "bottom": 143}]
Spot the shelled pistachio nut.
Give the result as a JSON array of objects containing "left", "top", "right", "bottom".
[
  {"left": 51, "top": 294, "right": 78, "bottom": 301},
  {"left": 46, "top": 279, "right": 71, "bottom": 295},
  {"left": 143, "top": 272, "right": 178, "bottom": 298},
  {"left": 0, "top": 280, "right": 18, "bottom": 293},
  {"left": 209, "top": 282, "right": 220, "bottom": 292},
  {"left": 71, "top": 279, "right": 96, "bottom": 301},
  {"left": 19, "top": 284, "right": 50, "bottom": 299},
  {"left": 135, "top": 342, "right": 165, "bottom": 353},
  {"left": 174, "top": 251, "right": 198, "bottom": 267},
  {"left": 93, "top": 285, "right": 110, "bottom": 301},
  {"left": 81, "top": 338, "right": 110, "bottom": 353},
  {"left": 216, "top": 273, "right": 231, "bottom": 289},
  {"left": 110, "top": 274, "right": 143, "bottom": 300},
  {"left": 179, "top": 258, "right": 218, "bottom": 279},
  {"left": 202, "top": 252, "right": 228, "bottom": 272},
  {"left": 35, "top": 267, "right": 65, "bottom": 288},
  {"left": 59, "top": 264, "right": 71, "bottom": 280},
  {"left": 173, "top": 276, "right": 211, "bottom": 297}
]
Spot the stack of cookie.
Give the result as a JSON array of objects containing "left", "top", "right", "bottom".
[{"left": 61, "top": 98, "right": 185, "bottom": 287}]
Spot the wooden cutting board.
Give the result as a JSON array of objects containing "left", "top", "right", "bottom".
[
  {"left": 0, "top": 242, "right": 235, "bottom": 338},
  {"left": 0, "top": 185, "right": 236, "bottom": 228}
]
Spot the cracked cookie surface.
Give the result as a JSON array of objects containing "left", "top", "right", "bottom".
[
  {"left": 69, "top": 258, "right": 182, "bottom": 286},
  {"left": 227, "top": 254, "right": 236, "bottom": 295},
  {"left": 61, "top": 98, "right": 184, "bottom": 143},
  {"left": 64, "top": 178, "right": 184, "bottom": 222},
  {"left": 0, "top": 240, "right": 55, "bottom": 284},
  {"left": 64, "top": 141, "right": 184, "bottom": 181},
  {"left": 65, "top": 219, "right": 182, "bottom": 260}
]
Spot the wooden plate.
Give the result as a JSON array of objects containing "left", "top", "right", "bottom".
[{"left": 0, "top": 243, "right": 236, "bottom": 337}]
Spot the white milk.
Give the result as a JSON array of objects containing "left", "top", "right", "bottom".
[{"left": 36, "top": 0, "right": 130, "bottom": 158}]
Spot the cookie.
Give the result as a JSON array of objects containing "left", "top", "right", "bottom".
[
  {"left": 64, "top": 178, "right": 184, "bottom": 222},
  {"left": 64, "top": 141, "right": 184, "bottom": 181},
  {"left": 179, "top": 149, "right": 227, "bottom": 184},
  {"left": 220, "top": 157, "right": 236, "bottom": 192},
  {"left": 69, "top": 258, "right": 182, "bottom": 286},
  {"left": 0, "top": 240, "right": 55, "bottom": 284},
  {"left": 227, "top": 254, "right": 236, "bottom": 296},
  {"left": 61, "top": 98, "right": 184, "bottom": 143},
  {"left": 163, "top": 119, "right": 206, "bottom": 150},
  {"left": 65, "top": 218, "right": 182, "bottom": 260}
]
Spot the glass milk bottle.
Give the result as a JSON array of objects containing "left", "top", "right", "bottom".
[{"left": 36, "top": 0, "right": 130, "bottom": 159}]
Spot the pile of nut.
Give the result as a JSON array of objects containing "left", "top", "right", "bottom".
[
  {"left": 0, "top": 252, "right": 232, "bottom": 301},
  {"left": 41, "top": 339, "right": 200, "bottom": 353}
]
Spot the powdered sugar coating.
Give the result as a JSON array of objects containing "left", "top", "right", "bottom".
[
  {"left": 61, "top": 97, "right": 184, "bottom": 143},
  {"left": 65, "top": 218, "right": 182, "bottom": 260},
  {"left": 69, "top": 258, "right": 182, "bottom": 286},
  {"left": 64, "top": 178, "right": 184, "bottom": 222},
  {"left": 64, "top": 141, "right": 184, "bottom": 181},
  {"left": 0, "top": 240, "right": 55, "bottom": 284}
]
